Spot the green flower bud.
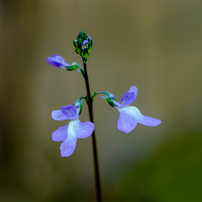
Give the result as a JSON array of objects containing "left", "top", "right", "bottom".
[{"left": 73, "top": 31, "right": 92, "bottom": 63}]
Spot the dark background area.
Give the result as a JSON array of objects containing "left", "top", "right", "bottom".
[{"left": 0, "top": 1, "right": 202, "bottom": 201}]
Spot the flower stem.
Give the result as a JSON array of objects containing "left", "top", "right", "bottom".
[{"left": 82, "top": 58, "right": 102, "bottom": 202}]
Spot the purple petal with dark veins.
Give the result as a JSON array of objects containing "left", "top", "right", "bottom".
[
  {"left": 61, "top": 105, "right": 78, "bottom": 120},
  {"left": 121, "top": 86, "right": 138, "bottom": 107},
  {"left": 121, "top": 92, "right": 136, "bottom": 107}
]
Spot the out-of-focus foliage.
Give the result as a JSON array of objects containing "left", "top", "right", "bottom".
[{"left": 109, "top": 132, "right": 202, "bottom": 202}]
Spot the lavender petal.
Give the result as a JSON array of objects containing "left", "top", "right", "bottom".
[
  {"left": 137, "top": 115, "right": 161, "bottom": 126},
  {"left": 61, "top": 105, "right": 78, "bottom": 120},
  {"left": 59, "top": 120, "right": 80, "bottom": 157},
  {"left": 117, "top": 108, "right": 137, "bottom": 133},
  {"left": 75, "top": 121, "right": 95, "bottom": 139},
  {"left": 60, "top": 136, "right": 77, "bottom": 157},
  {"left": 121, "top": 92, "right": 136, "bottom": 107},
  {"left": 52, "top": 125, "right": 68, "bottom": 142},
  {"left": 128, "top": 86, "right": 138, "bottom": 94},
  {"left": 121, "top": 86, "right": 138, "bottom": 107},
  {"left": 52, "top": 110, "right": 68, "bottom": 121},
  {"left": 120, "top": 106, "right": 161, "bottom": 127}
]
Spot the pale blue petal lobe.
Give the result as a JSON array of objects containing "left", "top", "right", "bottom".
[
  {"left": 52, "top": 110, "right": 68, "bottom": 121},
  {"left": 138, "top": 116, "right": 161, "bottom": 126},
  {"left": 61, "top": 105, "right": 78, "bottom": 119},
  {"left": 52, "top": 125, "right": 68, "bottom": 142},
  {"left": 118, "top": 109, "right": 137, "bottom": 133},
  {"left": 60, "top": 137, "right": 77, "bottom": 157},
  {"left": 76, "top": 121, "right": 95, "bottom": 139},
  {"left": 128, "top": 86, "right": 138, "bottom": 95},
  {"left": 120, "top": 106, "right": 161, "bottom": 127}
]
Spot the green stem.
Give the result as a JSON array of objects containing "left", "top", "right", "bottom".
[{"left": 82, "top": 58, "right": 102, "bottom": 202}]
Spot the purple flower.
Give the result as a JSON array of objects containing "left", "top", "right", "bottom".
[
  {"left": 106, "top": 86, "right": 161, "bottom": 133},
  {"left": 47, "top": 54, "right": 70, "bottom": 68},
  {"left": 52, "top": 105, "right": 95, "bottom": 157},
  {"left": 47, "top": 55, "right": 83, "bottom": 73}
]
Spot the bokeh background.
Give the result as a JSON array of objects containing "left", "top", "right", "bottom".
[{"left": 1, "top": 0, "right": 202, "bottom": 201}]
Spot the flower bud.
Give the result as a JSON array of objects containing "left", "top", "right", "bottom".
[
  {"left": 47, "top": 55, "right": 83, "bottom": 72},
  {"left": 73, "top": 31, "right": 92, "bottom": 63},
  {"left": 47, "top": 55, "right": 69, "bottom": 68}
]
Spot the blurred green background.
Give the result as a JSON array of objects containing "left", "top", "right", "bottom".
[{"left": 1, "top": 0, "right": 202, "bottom": 201}]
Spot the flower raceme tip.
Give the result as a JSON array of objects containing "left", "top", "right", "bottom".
[
  {"left": 101, "top": 86, "right": 161, "bottom": 133},
  {"left": 73, "top": 31, "right": 92, "bottom": 63},
  {"left": 52, "top": 105, "right": 95, "bottom": 157}
]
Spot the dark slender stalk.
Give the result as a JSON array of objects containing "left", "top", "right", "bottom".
[{"left": 83, "top": 58, "right": 102, "bottom": 202}]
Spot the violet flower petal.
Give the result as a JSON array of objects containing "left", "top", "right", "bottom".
[
  {"left": 75, "top": 121, "right": 95, "bottom": 139},
  {"left": 52, "top": 125, "right": 68, "bottom": 142},
  {"left": 121, "top": 92, "right": 136, "bottom": 107},
  {"left": 121, "top": 86, "right": 138, "bottom": 107},
  {"left": 61, "top": 105, "right": 78, "bottom": 120},
  {"left": 52, "top": 110, "right": 68, "bottom": 121},
  {"left": 117, "top": 108, "right": 137, "bottom": 133}
]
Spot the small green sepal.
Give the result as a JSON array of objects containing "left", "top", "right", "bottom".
[{"left": 73, "top": 97, "right": 86, "bottom": 115}]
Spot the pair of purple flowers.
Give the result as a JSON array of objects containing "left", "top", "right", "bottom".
[{"left": 49, "top": 61, "right": 161, "bottom": 157}]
